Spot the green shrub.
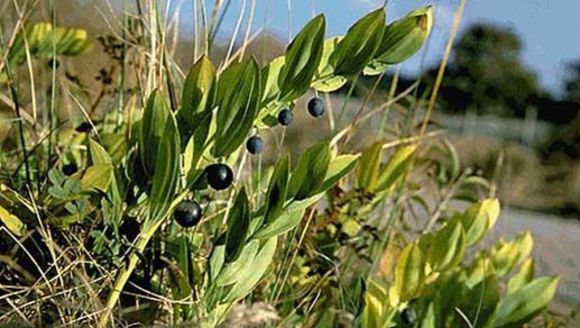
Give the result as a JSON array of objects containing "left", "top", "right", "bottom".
[{"left": 0, "top": 4, "right": 559, "bottom": 327}]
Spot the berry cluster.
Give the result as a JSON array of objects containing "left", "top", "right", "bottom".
[{"left": 173, "top": 97, "right": 326, "bottom": 228}]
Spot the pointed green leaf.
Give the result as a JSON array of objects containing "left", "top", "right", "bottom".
[
  {"left": 317, "top": 154, "right": 359, "bottom": 193},
  {"left": 149, "top": 112, "right": 181, "bottom": 222},
  {"left": 376, "top": 145, "right": 417, "bottom": 192},
  {"left": 288, "top": 142, "right": 331, "bottom": 200},
  {"left": 493, "top": 276, "right": 560, "bottom": 327},
  {"left": 507, "top": 258, "right": 535, "bottom": 294},
  {"left": 213, "top": 59, "right": 262, "bottom": 157},
  {"left": 394, "top": 242, "right": 426, "bottom": 302},
  {"left": 225, "top": 237, "right": 277, "bottom": 302},
  {"left": 358, "top": 141, "right": 383, "bottom": 192},
  {"left": 81, "top": 164, "right": 113, "bottom": 192},
  {"left": 139, "top": 90, "right": 170, "bottom": 176},
  {"left": 225, "top": 187, "right": 250, "bottom": 262},
  {"left": 215, "top": 239, "right": 259, "bottom": 286},
  {"left": 330, "top": 8, "right": 385, "bottom": 75},
  {"left": 366, "top": 6, "right": 433, "bottom": 75},
  {"left": 263, "top": 154, "right": 290, "bottom": 224},
  {"left": 278, "top": 15, "right": 326, "bottom": 101},
  {"left": 427, "top": 219, "right": 466, "bottom": 272}
]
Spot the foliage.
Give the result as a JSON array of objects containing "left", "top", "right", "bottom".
[{"left": 0, "top": 3, "right": 561, "bottom": 328}]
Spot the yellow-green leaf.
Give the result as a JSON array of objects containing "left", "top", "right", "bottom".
[
  {"left": 0, "top": 205, "right": 26, "bottom": 237},
  {"left": 427, "top": 219, "right": 466, "bottom": 272},
  {"left": 394, "top": 242, "right": 426, "bottom": 302},
  {"left": 81, "top": 164, "right": 113, "bottom": 192}
]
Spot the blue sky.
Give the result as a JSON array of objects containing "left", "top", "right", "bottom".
[{"left": 176, "top": 0, "right": 579, "bottom": 95}]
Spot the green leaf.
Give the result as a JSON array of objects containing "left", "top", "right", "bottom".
[
  {"left": 9, "top": 23, "right": 92, "bottom": 66},
  {"left": 181, "top": 55, "right": 215, "bottom": 115},
  {"left": 288, "top": 142, "right": 331, "bottom": 200},
  {"left": 366, "top": 6, "right": 433, "bottom": 75},
  {"left": 312, "top": 37, "right": 348, "bottom": 92},
  {"left": 148, "top": 112, "right": 181, "bottom": 222},
  {"left": 507, "top": 258, "right": 535, "bottom": 294},
  {"left": 261, "top": 56, "right": 285, "bottom": 104},
  {"left": 139, "top": 90, "right": 170, "bottom": 176},
  {"left": 213, "top": 59, "right": 262, "bottom": 157},
  {"left": 330, "top": 8, "right": 385, "bottom": 76},
  {"left": 88, "top": 138, "right": 112, "bottom": 165},
  {"left": 253, "top": 193, "right": 323, "bottom": 240},
  {"left": 492, "top": 276, "right": 560, "bottom": 327},
  {"left": 81, "top": 164, "right": 113, "bottom": 192},
  {"left": 427, "top": 219, "right": 466, "bottom": 272},
  {"left": 459, "top": 198, "right": 500, "bottom": 246},
  {"left": 394, "top": 241, "right": 425, "bottom": 302},
  {"left": 357, "top": 141, "right": 383, "bottom": 192},
  {"left": 278, "top": 15, "right": 326, "bottom": 101},
  {"left": 224, "top": 237, "right": 277, "bottom": 302},
  {"left": 0, "top": 205, "right": 26, "bottom": 237},
  {"left": 263, "top": 154, "right": 290, "bottom": 225},
  {"left": 179, "top": 56, "right": 216, "bottom": 151},
  {"left": 208, "top": 244, "right": 226, "bottom": 283},
  {"left": 376, "top": 145, "right": 417, "bottom": 192},
  {"left": 215, "top": 239, "right": 259, "bottom": 287},
  {"left": 317, "top": 154, "right": 359, "bottom": 193},
  {"left": 225, "top": 187, "right": 250, "bottom": 262},
  {"left": 490, "top": 231, "right": 533, "bottom": 278}
]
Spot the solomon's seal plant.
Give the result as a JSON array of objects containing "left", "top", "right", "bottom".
[{"left": 0, "top": 4, "right": 561, "bottom": 327}]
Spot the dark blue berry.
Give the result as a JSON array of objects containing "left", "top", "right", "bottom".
[
  {"left": 75, "top": 122, "right": 92, "bottom": 133},
  {"left": 246, "top": 135, "right": 264, "bottom": 155},
  {"left": 277, "top": 109, "right": 294, "bottom": 126},
  {"left": 119, "top": 216, "right": 140, "bottom": 241},
  {"left": 174, "top": 201, "right": 202, "bottom": 228},
  {"left": 205, "top": 163, "right": 234, "bottom": 190},
  {"left": 401, "top": 307, "right": 417, "bottom": 325},
  {"left": 62, "top": 163, "right": 78, "bottom": 176},
  {"left": 307, "top": 97, "right": 325, "bottom": 117}
]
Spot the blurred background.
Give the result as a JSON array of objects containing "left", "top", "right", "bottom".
[{"left": 1, "top": 0, "right": 579, "bottom": 319}]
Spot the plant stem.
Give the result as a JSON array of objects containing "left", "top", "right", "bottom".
[{"left": 97, "top": 192, "right": 188, "bottom": 327}]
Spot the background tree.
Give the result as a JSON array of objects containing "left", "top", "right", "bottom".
[{"left": 428, "top": 23, "right": 541, "bottom": 117}]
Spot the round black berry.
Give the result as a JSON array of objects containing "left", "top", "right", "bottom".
[
  {"left": 400, "top": 307, "right": 417, "bottom": 325},
  {"left": 205, "top": 163, "right": 234, "bottom": 190},
  {"left": 75, "top": 122, "right": 92, "bottom": 133},
  {"left": 173, "top": 201, "right": 202, "bottom": 228},
  {"left": 246, "top": 135, "right": 264, "bottom": 155},
  {"left": 47, "top": 58, "right": 60, "bottom": 69},
  {"left": 62, "top": 163, "right": 78, "bottom": 176},
  {"left": 119, "top": 216, "right": 140, "bottom": 241},
  {"left": 277, "top": 108, "right": 294, "bottom": 126},
  {"left": 307, "top": 97, "right": 325, "bottom": 118}
]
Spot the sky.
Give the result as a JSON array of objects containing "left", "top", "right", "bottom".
[{"left": 175, "top": 0, "right": 580, "bottom": 96}]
